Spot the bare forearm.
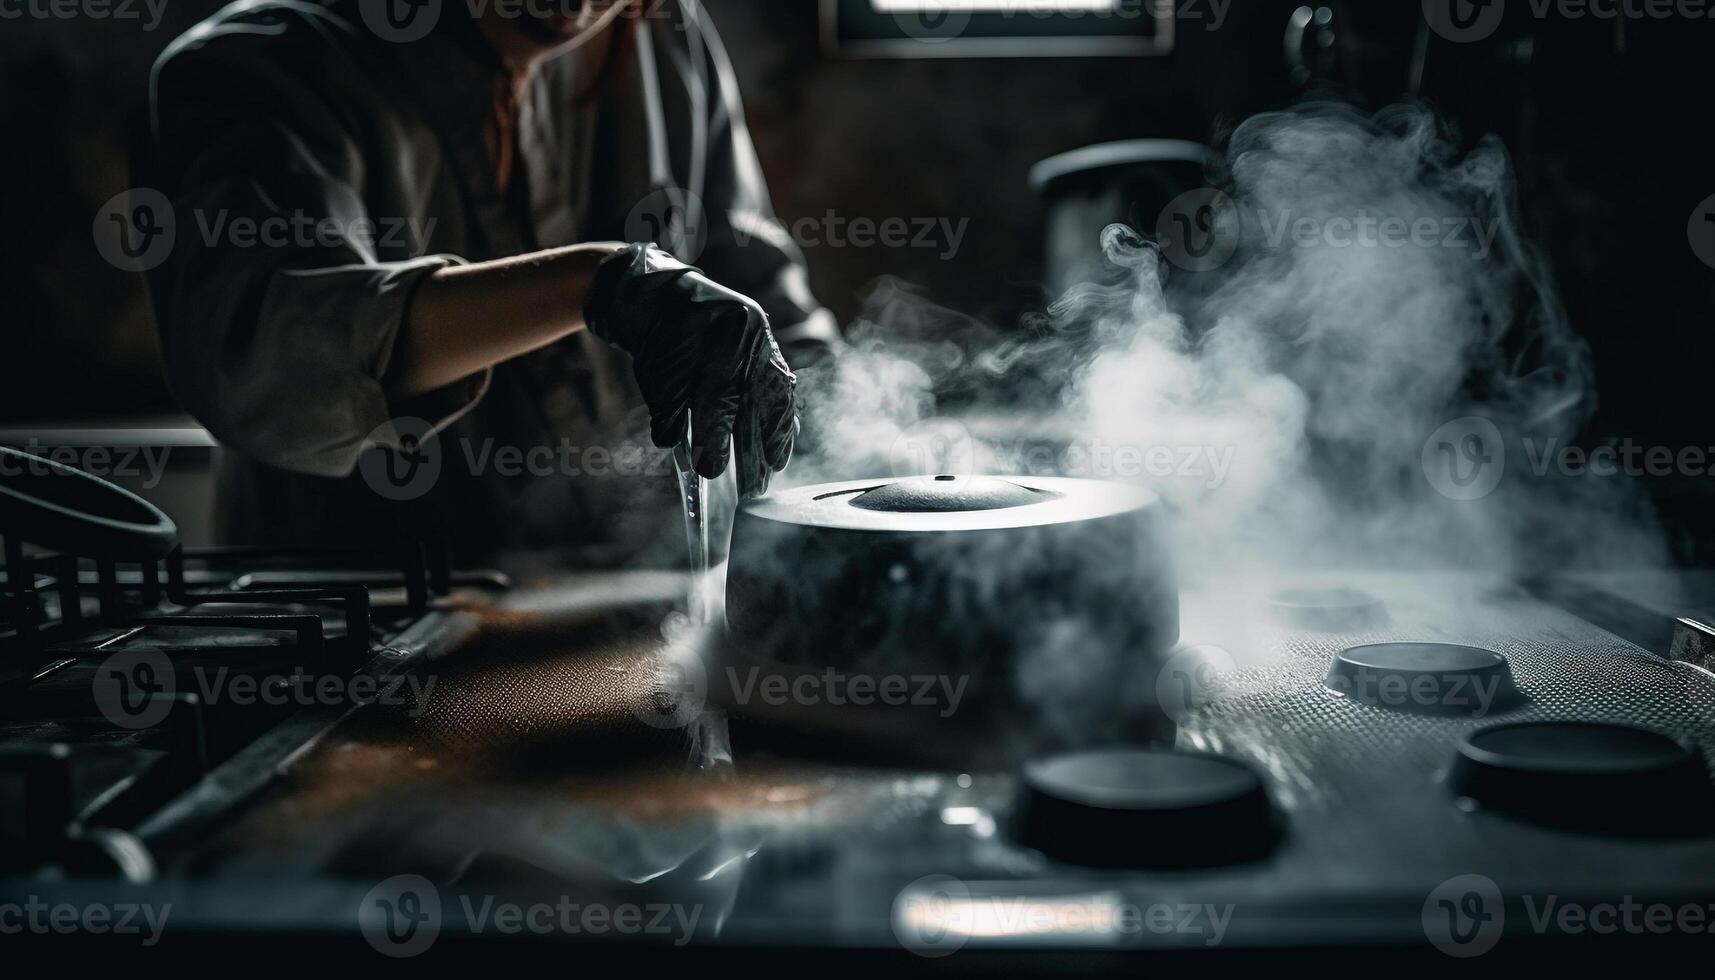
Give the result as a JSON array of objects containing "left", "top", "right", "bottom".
[{"left": 387, "top": 242, "right": 621, "bottom": 399}]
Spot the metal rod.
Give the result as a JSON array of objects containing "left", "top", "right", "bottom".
[
  {"left": 672, "top": 423, "right": 711, "bottom": 625},
  {"left": 56, "top": 555, "right": 81, "bottom": 627},
  {"left": 427, "top": 540, "right": 451, "bottom": 597},
  {"left": 97, "top": 557, "right": 120, "bottom": 625},
  {"left": 402, "top": 543, "right": 428, "bottom": 616},
  {"left": 140, "top": 559, "right": 162, "bottom": 608},
  {"left": 4, "top": 535, "right": 36, "bottom": 650}
]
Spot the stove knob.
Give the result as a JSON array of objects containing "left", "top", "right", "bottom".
[
  {"left": 1269, "top": 586, "right": 1387, "bottom": 631},
  {"left": 1450, "top": 721, "right": 1715, "bottom": 835},
  {"left": 1326, "top": 642, "right": 1519, "bottom": 717},
  {"left": 1011, "top": 749, "right": 1278, "bottom": 867}
]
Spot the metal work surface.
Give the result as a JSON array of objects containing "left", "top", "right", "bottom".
[{"left": 43, "top": 571, "right": 1706, "bottom": 954}]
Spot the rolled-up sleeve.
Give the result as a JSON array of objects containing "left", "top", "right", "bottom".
[{"left": 148, "top": 20, "right": 483, "bottom": 478}]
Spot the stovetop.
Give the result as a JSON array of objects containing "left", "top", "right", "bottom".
[
  {"left": 1, "top": 542, "right": 508, "bottom": 876},
  {"left": 8, "top": 563, "right": 1712, "bottom": 963},
  {"left": 2, "top": 432, "right": 1713, "bottom": 961}
]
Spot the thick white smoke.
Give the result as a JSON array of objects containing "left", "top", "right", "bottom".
[
  {"left": 798, "top": 102, "right": 1666, "bottom": 578},
  {"left": 779, "top": 102, "right": 1668, "bottom": 746}
]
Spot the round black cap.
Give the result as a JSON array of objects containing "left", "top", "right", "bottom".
[
  {"left": 1012, "top": 749, "right": 1277, "bottom": 867},
  {"left": 1326, "top": 642, "right": 1518, "bottom": 717},
  {"left": 1269, "top": 586, "right": 1387, "bottom": 631},
  {"left": 1450, "top": 721, "right": 1715, "bottom": 836}
]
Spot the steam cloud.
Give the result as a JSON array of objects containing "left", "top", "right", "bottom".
[
  {"left": 781, "top": 102, "right": 1667, "bottom": 746},
  {"left": 797, "top": 102, "right": 1666, "bottom": 578}
]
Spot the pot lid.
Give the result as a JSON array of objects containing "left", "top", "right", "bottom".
[
  {"left": 848, "top": 475, "right": 1057, "bottom": 513},
  {"left": 739, "top": 476, "right": 1155, "bottom": 533}
]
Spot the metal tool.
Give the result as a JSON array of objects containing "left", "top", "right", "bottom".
[{"left": 671, "top": 416, "right": 731, "bottom": 772}]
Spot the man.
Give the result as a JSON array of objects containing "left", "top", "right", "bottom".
[{"left": 148, "top": 0, "right": 838, "bottom": 565}]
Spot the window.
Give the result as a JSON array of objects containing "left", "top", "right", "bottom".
[{"left": 822, "top": 0, "right": 1175, "bottom": 58}]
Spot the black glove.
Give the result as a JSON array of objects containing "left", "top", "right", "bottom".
[{"left": 584, "top": 243, "right": 799, "bottom": 498}]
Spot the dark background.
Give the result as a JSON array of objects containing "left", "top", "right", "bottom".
[{"left": 3, "top": 0, "right": 1712, "bottom": 553}]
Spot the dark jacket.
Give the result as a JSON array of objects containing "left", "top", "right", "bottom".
[{"left": 148, "top": 0, "right": 835, "bottom": 565}]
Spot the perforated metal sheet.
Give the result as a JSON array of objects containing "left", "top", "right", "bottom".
[{"left": 1173, "top": 573, "right": 1715, "bottom": 897}]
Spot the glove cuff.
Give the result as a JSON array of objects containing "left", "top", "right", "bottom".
[{"left": 583, "top": 243, "right": 651, "bottom": 343}]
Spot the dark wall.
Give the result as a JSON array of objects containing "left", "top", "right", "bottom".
[
  {"left": 0, "top": 0, "right": 1366, "bottom": 420},
  {"left": 4, "top": 2, "right": 1712, "bottom": 537},
  {"left": 707, "top": 0, "right": 1347, "bottom": 324}
]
